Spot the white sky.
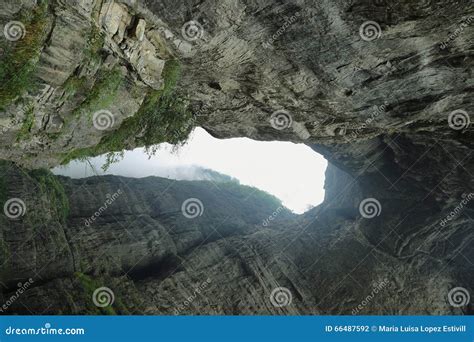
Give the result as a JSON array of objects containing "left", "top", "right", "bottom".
[{"left": 53, "top": 127, "right": 327, "bottom": 213}]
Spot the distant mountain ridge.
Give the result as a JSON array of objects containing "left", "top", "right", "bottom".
[{"left": 53, "top": 162, "right": 240, "bottom": 183}]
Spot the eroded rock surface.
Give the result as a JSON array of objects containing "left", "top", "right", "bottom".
[
  {"left": 0, "top": 0, "right": 472, "bottom": 315},
  {"left": 0, "top": 0, "right": 471, "bottom": 166}
]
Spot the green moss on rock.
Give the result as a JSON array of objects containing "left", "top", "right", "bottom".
[
  {"left": 0, "top": 1, "right": 51, "bottom": 110},
  {"left": 30, "top": 169, "right": 69, "bottom": 223},
  {"left": 74, "top": 272, "right": 117, "bottom": 315},
  {"left": 73, "top": 67, "right": 124, "bottom": 119},
  {"left": 61, "top": 60, "right": 193, "bottom": 167}
]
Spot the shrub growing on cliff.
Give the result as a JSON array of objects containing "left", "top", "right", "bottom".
[
  {"left": 16, "top": 102, "right": 35, "bottom": 141},
  {"left": 0, "top": 1, "right": 50, "bottom": 110},
  {"left": 72, "top": 67, "right": 124, "bottom": 119},
  {"left": 30, "top": 169, "right": 69, "bottom": 223},
  {"left": 61, "top": 59, "right": 193, "bottom": 168}
]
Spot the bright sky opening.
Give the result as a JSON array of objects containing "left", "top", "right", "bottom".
[{"left": 53, "top": 127, "right": 327, "bottom": 213}]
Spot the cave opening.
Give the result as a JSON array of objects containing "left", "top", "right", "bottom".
[{"left": 53, "top": 127, "right": 328, "bottom": 214}]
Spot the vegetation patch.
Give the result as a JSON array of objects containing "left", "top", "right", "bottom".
[
  {"left": 83, "top": 25, "right": 105, "bottom": 67},
  {"left": 74, "top": 272, "right": 117, "bottom": 315},
  {"left": 61, "top": 60, "right": 194, "bottom": 168},
  {"left": 61, "top": 25, "right": 104, "bottom": 100},
  {"left": 30, "top": 169, "right": 69, "bottom": 223},
  {"left": 62, "top": 74, "right": 88, "bottom": 100},
  {"left": 16, "top": 102, "right": 35, "bottom": 141},
  {"left": 0, "top": 1, "right": 50, "bottom": 110},
  {"left": 72, "top": 67, "right": 124, "bottom": 120}
]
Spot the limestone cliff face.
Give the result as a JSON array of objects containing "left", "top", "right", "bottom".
[
  {"left": 0, "top": 0, "right": 472, "bottom": 165},
  {"left": 0, "top": 157, "right": 472, "bottom": 315},
  {"left": 0, "top": 0, "right": 473, "bottom": 315}
]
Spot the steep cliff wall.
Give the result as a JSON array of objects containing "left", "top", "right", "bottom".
[
  {"left": 0, "top": 152, "right": 472, "bottom": 315},
  {"left": 0, "top": 0, "right": 471, "bottom": 166},
  {"left": 0, "top": 0, "right": 472, "bottom": 315}
]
